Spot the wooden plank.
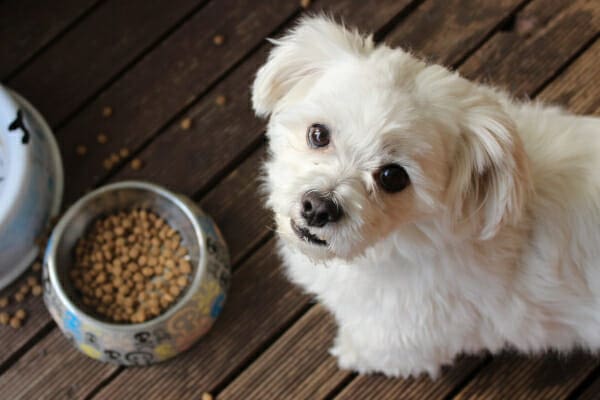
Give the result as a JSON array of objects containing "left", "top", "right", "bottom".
[
  {"left": 538, "top": 39, "right": 600, "bottom": 115},
  {"left": 0, "top": 329, "right": 116, "bottom": 400},
  {"left": 8, "top": 0, "right": 204, "bottom": 127},
  {"left": 0, "top": 146, "right": 274, "bottom": 392},
  {"left": 0, "top": 0, "right": 98, "bottom": 78},
  {"left": 578, "top": 374, "right": 600, "bottom": 400},
  {"left": 58, "top": 0, "right": 300, "bottom": 205},
  {"left": 0, "top": 0, "right": 299, "bottom": 375},
  {"left": 219, "top": 306, "right": 346, "bottom": 400},
  {"left": 199, "top": 147, "right": 271, "bottom": 262},
  {"left": 93, "top": 240, "right": 309, "bottom": 400},
  {"left": 454, "top": 353, "right": 598, "bottom": 400},
  {"left": 216, "top": 1, "right": 600, "bottom": 399},
  {"left": 61, "top": 0, "right": 416, "bottom": 205},
  {"left": 336, "top": 357, "right": 484, "bottom": 400},
  {"left": 460, "top": 0, "right": 600, "bottom": 97},
  {"left": 385, "top": 0, "right": 525, "bottom": 66}
]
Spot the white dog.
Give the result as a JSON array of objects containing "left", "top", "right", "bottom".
[{"left": 251, "top": 16, "right": 600, "bottom": 378}]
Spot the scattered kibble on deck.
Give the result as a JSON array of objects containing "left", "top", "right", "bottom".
[
  {"left": 215, "top": 95, "right": 227, "bottom": 107},
  {"left": 180, "top": 118, "right": 192, "bottom": 130},
  {"left": 119, "top": 148, "right": 130, "bottom": 158},
  {"left": 102, "top": 106, "right": 113, "bottom": 117},
  {"left": 76, "top": 145, "right": 88, "bottom": 156},
  {"left": 32, "top": 286, "right": 43, "bottom": 297},
  {"left": 131, "top": 158, "right": 144, "bottom": 170},
  {"left": 213, "top": 34, "right": 224, "bottom": 46},
  {"left": 97, "top": 133, "right": 108, "bottom": 144}
]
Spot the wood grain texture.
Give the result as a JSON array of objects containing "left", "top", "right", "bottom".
[
  {"left": 82, "top": 0, "right": 417, "bottom": 203},
  {"left": 336, "top": 356, "right": 485, "bottom": 400},
  {"left": 8, "top": 0, "right": 203, "bottom": 126},
  {"left": 0, "top": 329, "right": 116, "bottom": 400},
  {"left": 460, "top": 0, "right": 600, "bottom": 97},
  {"left": 538, "top": 38, "right": 600, "bottom": 115},
  {"left": 95, "top": 241, "right": 310, "bottom": 399},
  {"left": 58, "top": 0, "right": 300, "bottom": 205},
  {"left": 454, "top": 353, "right": 598, "bottom": 400},
  {"left": 386, "top": 0, "right": 525, "bottom": 66},
  {"left": 0, "top": 0, "right": 296, "bottom": 380},
  {"left": 0, "top": 0, "right": 98, "bottom": 78},
  {"left": 578, "top": 373, "right": 600, "bottom": 400},
  {"left": 0, "top": 147, "right": 272, "bottom": 393},
  {"left": 219, "top": 306, "right": 346, "bottom": 400}
]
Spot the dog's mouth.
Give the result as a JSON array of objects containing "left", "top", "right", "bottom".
[{"left": 290, "top": 220, "right": 327, "bottom": 246}]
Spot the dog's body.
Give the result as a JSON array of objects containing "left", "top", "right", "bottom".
[{"left": 252, "top": 16, "right": 600, "bottom": 377}]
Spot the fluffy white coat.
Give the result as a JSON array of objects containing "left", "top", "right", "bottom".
[{"left": 251, "top": 16, "right": 600, "bottom": 378}]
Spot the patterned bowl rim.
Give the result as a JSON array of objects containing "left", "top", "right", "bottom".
[{"left": 45, "top": 180, "right": 209, "bottom": 331}]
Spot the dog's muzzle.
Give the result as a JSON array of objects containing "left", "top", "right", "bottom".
[{"left": 290, "top": 219, "right": 327, "bottom": 246}]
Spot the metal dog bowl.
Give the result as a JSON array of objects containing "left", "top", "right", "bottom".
[{"left": 43, "top": 181, "right": 230, "bottom": 366}]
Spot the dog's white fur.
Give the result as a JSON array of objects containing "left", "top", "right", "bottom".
[{"left": 252, "top": 16, "right": 600, "bottom": 378}]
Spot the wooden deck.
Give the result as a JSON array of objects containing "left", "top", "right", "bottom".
[{"left": 1, "top": 0, "right": 599, "bottom": 398}]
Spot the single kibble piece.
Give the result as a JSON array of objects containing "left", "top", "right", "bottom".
[
  {"left": 14, "top": 309, "right": 26, "bottom": 320},
  {"left": 14, "top": 292, "right": 25, "bottom": 303},
  {"left": 202, "top": 393, "right": 213, "bottom": 400},
  {"left": 0, "top": 312, "right": 9, "bottom": 325},
  {"left": 213, "top": 34, "right": 224, "bottom": 46},
  {"left": 97, "top": 133, "right": 108, "bottom": 144},
  {"left": 9, "top": 317, "right": 21, "bottom": 329},
  {"left": 110, "top": 153, "right": 120, "bottom": 164},
  {"left": 215, "top": 95, "right": 227, "bottom": 107},
  {"left": 102, "top": 106, "right": 113, "bottom": 117},
  {"left": 0, "top": 297, "right": 8, "bottom": 308},
  {"left": 32, "top": 262, "right": 42, "bottom": 272},
  {"left": 19, "top": 285, "right": 29, "bottom": 295},
  {"left": 119, "top": 148, "right": 130, "bottom": 158},
  {"left": 76, "top": 145, "right": 88, "bottom": 156},
  {"left": 32, "top": 285, "right": 43, "bottom": 297},
  {"left": 180, "top": 118, "right": 192, "bottom": 130},
  {"left": 131, "top": 158, "right": 143, "bottom": 170},
  {"left": 300, "top": 0, "right": 311, "bottom": 8},
  {"left": 27, "top": 276, "right": 38, "bottom": 287}
]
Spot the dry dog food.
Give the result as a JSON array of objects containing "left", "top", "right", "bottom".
[
  {"left": 180, "top": 118, "right": 192, "bottom": 130},
  {"left": 215, "top": 95, "right": 227, "bottom": 107},
  {"left": 130, "top": 158, "right": 143, "bottom": 171},
  {"left": 213, "top": 34, "right": 224, "bottom": 46},
  {"left": 70, "top": 209, "right": 192, "bottom": 324},
  {"left": 76, "top": 145, "right": 88, "bottom": 156},
  {"left": 102, "top": 106, "right": 113, "bottom": 117},
  {"left": 97, "top": 133, "right": 108, "bottom": 144}
]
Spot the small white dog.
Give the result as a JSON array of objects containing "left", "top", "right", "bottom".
[{"left": 251, "top": 16, "right": 600, "bottom": 378}]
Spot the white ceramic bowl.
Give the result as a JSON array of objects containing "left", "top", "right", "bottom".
[{"left": 0, "top": 85, "right": 63, "bottom": 290}]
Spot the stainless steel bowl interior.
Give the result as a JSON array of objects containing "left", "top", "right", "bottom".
[{"left": 52, "top": 184, "right": 201, "bottom": 323}]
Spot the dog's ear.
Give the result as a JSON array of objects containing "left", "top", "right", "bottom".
[
  {"left": 446, "top": 89, "right": 531, "bottom": 240},
  {"left": 251, "top": 15, "right": 374, "bottom": 118},
  {"left": 416, "top": 67, "right": 532, "bottom": 239}
]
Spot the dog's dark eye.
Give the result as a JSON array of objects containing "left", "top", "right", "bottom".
[
  {"left": 307, "top": 124, "right": 330, "bottom": 148},
  {"left": 377, "top": 164, "right": 410, "bottom": 193}
]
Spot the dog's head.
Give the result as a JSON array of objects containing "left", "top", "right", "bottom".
[{"left": 253, "top": 16, "right": 531, "bottom": 261}]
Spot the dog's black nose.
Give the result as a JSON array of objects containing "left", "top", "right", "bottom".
[{"left": 301, "top": 192, "right": 342, "bottom": 227}]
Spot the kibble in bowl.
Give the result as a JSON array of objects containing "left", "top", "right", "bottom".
[{"left": 43, "top": 181, "right": 230, "bottom": 366}]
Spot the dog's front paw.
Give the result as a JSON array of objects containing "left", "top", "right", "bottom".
[{"left": 330, "top": 330, "right": 365, "bottom": 373}]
